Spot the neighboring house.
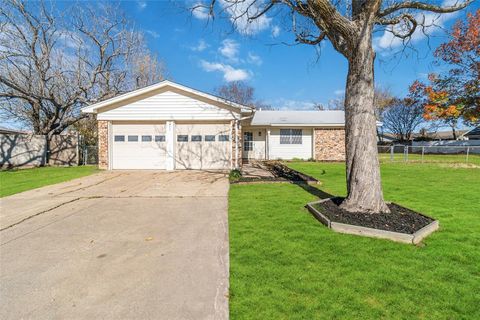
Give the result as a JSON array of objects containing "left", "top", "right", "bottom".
[
  {"left": 462, "top": 126, "right": 480, "bottom": 140},
  {"left": 0, "top": 126, "right": 29, "bottom": 135},
  {"left": 81, "top": 80, "right": 346, "bottom": 170}
]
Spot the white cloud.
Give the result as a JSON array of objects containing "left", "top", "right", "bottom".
[
  {"left": 137, "top": 1, "right": 147, "bottom": 10},
  {"left": 190, "top": 39, "right": 209, "bottom": 52},
  {"left": 334, "top": 89, "right": 345, "bottom": 96},
  {"left": 145, "top": 30, "right": 160, "bottom": 39},
  {"left": 192, "top": 3, "right": 210, "bottom": 20},
  {"left": 219, "top": 0, "right": 271, "bottom": 35},
  {"left": 271, "top": 25, "right": 280, "bottom": 38},
  {"left": 219, "top": 39, "right": 240, "bottom": 62},
  {"left": 247, "top": 52, "right": 262, "bottom": 66},
  {"left": 200, "top": 60, "right": 250, "bottom": 81},
  {"left": 374, "top": 0, "right": 460, "bottom": 51}
]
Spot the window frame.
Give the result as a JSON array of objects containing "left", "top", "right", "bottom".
[
  {"left": 218, "top": 135, "right": 230, "bottom": 142},
  {"left": 114, "top": 135, "right": 125, "bottom": 142},
  {"left": 177, "top": 135, "right": 188, "bottom": 142},
  {"left": 141, "top": 135, "right": 152, "bottom": 142},
  {"left": 191, "top": 135, "right": 202, "bottom": 142},
  {"left": 154, "top": 135, "right": 165, "bottom": 142},
  {"left": 204, "top": 135, "right": 216, "bottom": 142},
  {"left": 127, "top": 135, "right": 139, "bottom": 142},
  {"left": 280, "top": 129, "right": 302, "bottom": 145}
]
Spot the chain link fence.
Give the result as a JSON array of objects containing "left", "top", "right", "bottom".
[
  {"left": 378, "top": 145, "right": 480, "bottom": 165},
  {"left": 79, "top": 145, "right": 98, "bottom": 165}
]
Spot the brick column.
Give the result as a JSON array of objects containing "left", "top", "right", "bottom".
[
  {"left": 314, "top": 128, "right": 346, "bottom": 161},
  {"left": 231, "top": 120, "right": 242, "bottom": 168},
  {"left": 97, "top": 120, "right": 109, "bottom": 169}
]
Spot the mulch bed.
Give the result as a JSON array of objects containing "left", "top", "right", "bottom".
[
  {"left": 263, "top": 161, "right": 318, "bottom": 183},
  {"left": 313, "top": 197, "right": 434, "bottom": 234},
  {"left": 232, "top": 161, "right": 319, "bottom": 184}
]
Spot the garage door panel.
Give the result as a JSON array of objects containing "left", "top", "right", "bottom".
[
  {"left": 175, "top": 124, "right": 230, "bottom": 170},
  {"left": 112, "top": 124, "right": 167, "bottom": 169}
]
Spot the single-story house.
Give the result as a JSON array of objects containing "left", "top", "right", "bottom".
[{"left": 81, "top": 80, "right": 346, "bottom": 170}]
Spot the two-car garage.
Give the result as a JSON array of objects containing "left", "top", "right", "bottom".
[
  {"left": 81, "top": 80, "right": 245, "bottom": 171},
  {"left": 111, "top": 122, "right": 232, "bottom": 170}
]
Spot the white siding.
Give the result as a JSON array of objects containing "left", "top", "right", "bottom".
[
  {"left": 97, "top": 90, "right": 239, "bottom": 121},
  {"left": 268, "top": 128, "right": 313, "bottom": 160},
  {"left": 242, "top": 128, "right": 266, "bottom": 160}
]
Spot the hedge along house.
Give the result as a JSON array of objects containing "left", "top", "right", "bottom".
[{"left": 82, "top": 80, "right": 346, "bottom": 170}]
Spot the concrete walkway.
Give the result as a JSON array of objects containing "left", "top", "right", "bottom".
[{"left": 0, "top": 171, "right": 229, "bottom": 320}]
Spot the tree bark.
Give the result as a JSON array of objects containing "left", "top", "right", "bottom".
[{"left": 340, "top": 25, "right": 390, "bottom": 214}]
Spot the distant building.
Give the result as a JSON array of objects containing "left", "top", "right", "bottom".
[
  {"left": 0, "top": 126, "right": 29, "bottom": 135},
  {"left": 462, "top": 126, "right": 480, "bottom": 140}
]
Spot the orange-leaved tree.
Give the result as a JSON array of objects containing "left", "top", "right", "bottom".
[{"left": 421, "top": 9, "right": 480, "bottom": 139}]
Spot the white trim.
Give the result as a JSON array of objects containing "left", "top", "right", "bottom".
[
  {"left": 312, "top": 128, "right": 316, "bottom": 160},
  {"left": 229, "top": 121, "right": 233, "bottom": 170},
  {"left": 107, "top": 121, "right": 112, "bottom": 170},
  {"left": 81, "top": 80, "right": 251, "bottom": 114},
  {"left": 269, "top": 123, "right": 344, "bottom": 127},
  {"left": 266, "top": 129, "right": 271, "bottom": 160},
  {"left": 234, "top": 120, "right": 239, "bottom": 169},
  {"left": 165, "top": 121, "right": 175, "bottom": 170}
]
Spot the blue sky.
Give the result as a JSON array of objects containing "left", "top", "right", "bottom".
[{"left": 116, "top": 0, "right": 478, "bottom": 111}]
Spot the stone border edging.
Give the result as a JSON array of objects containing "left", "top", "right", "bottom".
[{"left": 306, "top": 198, "right": 439, "bottom": 244}]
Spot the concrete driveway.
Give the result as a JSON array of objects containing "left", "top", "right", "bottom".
[{"left": 0, "top": 171, "right": 229, "bottom": 320}]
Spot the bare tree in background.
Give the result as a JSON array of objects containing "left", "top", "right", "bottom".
[
  {"left": 196, "top": 0, "right": 472, "bottom": 213},
  {"left": 381, "top": 98, "right": 424, "bottom": 142},
  {"left": 374, "top": 86, "right": 394, "bottom": 142},
  {"left": 215, "top": 81, "right": 255, "bottom": 106},
  {"left": 215, "top": 81, "right": 273, "bottom": 109},
  {"left": 0, "top": 0, "right": 165, "bottom": 160}
]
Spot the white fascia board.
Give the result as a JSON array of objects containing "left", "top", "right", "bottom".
[
  {"left": 269, "top": 123, "right": 345, "bottom": 127},
  {"left": 81, "top": 80, "right": 252, "bottom": 114}
]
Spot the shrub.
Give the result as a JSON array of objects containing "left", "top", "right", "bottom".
[{"left": 229, "top": 169, "right": 242, "bottom": 182}]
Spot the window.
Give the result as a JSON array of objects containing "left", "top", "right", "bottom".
[
  {"left": 191, "top": 135, "right": 202, "bottom": 142},
  {"left": 114, "top": 135, "right": 125, "bottom": 142},
  {"left": 177, "top": 135, "right": 188, "bottom": 142},
  {"left": 280, "top": 129, "right": 302, "bottom": 144},
  {"left": 128, "top": 135, "right": 138, "bottom": 142},
  {"left": 243, "top": 132, "right": 253, "bottom": 151},
  {"left": 142, "top": 135, "right": 152, "bottom": 142},
  {"left": 205, "top": 135, "right": 215, "bottom": 142},
  {"left": 219, "top": 135, "right": 229, "bottom": 142},
  {"left": 155, "top": 135, "right": 165, "bottom": 142}
]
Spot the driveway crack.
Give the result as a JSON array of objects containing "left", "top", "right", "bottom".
[{"left": 0, "top": 197, "right": 82, "bottom": 232}]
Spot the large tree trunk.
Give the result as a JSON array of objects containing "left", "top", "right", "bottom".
[{"left": 340, "top": 29, "right": 390, "bottom": 214}]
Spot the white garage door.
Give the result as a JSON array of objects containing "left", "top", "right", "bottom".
[
  {"left": 112, "top": 123, "right": 167, "bottom": 169},
  {"left": 175, "top": 123, "right": 231, "bottom": 170}
]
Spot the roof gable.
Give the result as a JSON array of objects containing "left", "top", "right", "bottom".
[{"left": 81, "top": 80, "right": 251, "bottom": 115}]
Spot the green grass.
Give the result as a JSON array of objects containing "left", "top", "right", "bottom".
[
  {"left": 0, "top": 166, "right": 99, "bottom": 197},
  {"left": 229, "top": 161, "right": 480, "bottom": 319}
]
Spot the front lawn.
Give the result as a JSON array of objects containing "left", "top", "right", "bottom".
[
  {"left": 229, "top": 162, "right": 480, "bottom": 319},
  {"left": 0, "top": 166, "right": 99, "bottom": 197}
]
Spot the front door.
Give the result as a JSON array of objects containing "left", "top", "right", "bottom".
[{"left": 243, "top": 131, "right": 253, "bottom": 159}]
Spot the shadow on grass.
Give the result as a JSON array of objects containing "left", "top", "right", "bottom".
[{"left": 294, "top": 182, "right": 333, "bottom": 200}]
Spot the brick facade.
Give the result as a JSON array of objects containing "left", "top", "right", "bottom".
[
  {"left": 231, "top": 120, "right": 242, "bottom": 168},
  {"left": 314, "top": 128, "right": 346, "bottom": 161},
  {"left": 97, "top": 120, "right": 109, "bottom": 169}
]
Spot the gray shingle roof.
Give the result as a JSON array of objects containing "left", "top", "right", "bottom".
[{"left": 250, "top": 110, "right": 345, "bottom": 126}]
